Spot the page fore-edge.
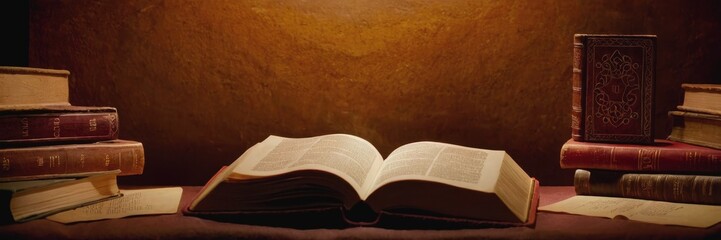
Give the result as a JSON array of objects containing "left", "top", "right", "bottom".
[{"left": 182, "top": 166, "right": 540, "bottom": 229}]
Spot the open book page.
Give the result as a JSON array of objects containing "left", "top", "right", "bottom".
[
  {"left": 46, "top": 187, "right": 183, "bottom": 224},
  {"left": 365, "top": 142, "right": 506, "bottom": 199},
  {"left": 539, "top": 195, "right": 721, "bottom": 228},
  {"left": 232, "top": 134, "right": 384, "bottom": 195}
]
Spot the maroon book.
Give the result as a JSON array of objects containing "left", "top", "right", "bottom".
[
  {"left": 0, "top": 106, "right": 118, "bottom": 146},
  {"left": 560, "top": 139, "right": 721, "bottom": 174},
  {"left": 0, "top": 140, "right": 144, "bottom": 181},
  {"left": 572, "top": 34, "right": 656, "bottom": 144}
]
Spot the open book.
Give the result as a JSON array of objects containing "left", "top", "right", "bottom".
[{"left": 185, "top": 134, "right": 539, "bottom": 229}]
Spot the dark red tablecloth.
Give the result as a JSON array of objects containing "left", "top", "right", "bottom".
[{"left": 1, "top": 186, "right": 719, "bottom": 239}]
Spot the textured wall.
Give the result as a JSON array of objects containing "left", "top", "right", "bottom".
[{"left": 29, "top": 0, "right": 721, "bottom": 185}]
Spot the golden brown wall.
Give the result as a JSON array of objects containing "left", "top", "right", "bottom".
[{"left": 29, "top": 0, "right": 721, "bottom": 185}]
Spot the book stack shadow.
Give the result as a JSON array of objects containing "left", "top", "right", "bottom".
[
  {"left": 563, "top": 34, "right": 721, "bottom": 206},
  {"left": 0, "top": 66, "right": 145, "bottom": 224}
]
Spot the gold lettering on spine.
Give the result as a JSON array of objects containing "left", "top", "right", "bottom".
[
  {"left": 36, "top": 157, "right": 44, "bottom": 167},
  {"left": 672, "top": 178, "right": 682, "bottom": 201},
  {"left": 48, "top": 155, "right": 60, "bottom": 168},
  {"left": 637, "top": 149, "right": 658, "bottom": 171},
  {"left": 685, "top": 152, "right": 698, "bottom": 169},
  {"left": 79, "top": 154, "right": 86, "bottom": 168},
  {"left": 21, "top": 118, "right": 29, "bottom": 137},
  {"left": 1, "top": 157, "right": 9, "bottom": 171},
  {"left": 104, "top": 154, "right": 111, "bottom": 167},
  {"left": 89, "top": 118, "right": 97, "bottom": 132},
  {"left": 52, "top": 118, "right": 61, "bottom": 138}
]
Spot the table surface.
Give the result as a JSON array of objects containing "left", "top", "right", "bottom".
[{"left": 1, "top": 186, "right": 720, "bottom": 240}]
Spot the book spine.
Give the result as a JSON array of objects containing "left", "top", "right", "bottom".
[
  {"left": 560, "top": 141, "right": 721, "bottom": 173},
  {"left": 574, "top": 169, "right": 721, "bottom": 205},
  {"left": 0, "top": 112, "right": 119, "bottom": 145},
  {"left": 571, "top": 35, "right": 585, "bottom": 141},
  {"left": 0, "top": 141, "right": 144, "bottom": 180}
]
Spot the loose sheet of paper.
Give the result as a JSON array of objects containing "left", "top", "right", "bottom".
[
  {"left": 46, "top": 187, "right": 183, "bottom": 224},
  {"left": 539, "top": 195, "right": 721, "bottom": 228}
]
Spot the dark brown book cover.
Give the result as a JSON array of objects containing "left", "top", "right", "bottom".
[
  {"left": 560, "top": 139, "right": 721, "bottom": 174},
  {"left": 574, "top": 169, "right": 721, "bottom": 205},
  {"left": 182, "top": 167, "right": 541, "bottom": 229},
  {"left": 0, "top": 106, "right": 119, "bottom": 146},
  {"left": 572, "top": 34, "right": 656, "bottom": 144},
  {"left": 0, "top": 140, "right": 144, "bottom": 181}
]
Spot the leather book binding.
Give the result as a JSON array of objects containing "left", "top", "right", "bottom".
[
  {"left": 0, "top": 140, "right": 144, "bottom": 181},
  {"left": 574, "top": 169, "right": 721, "bottom": 205},
  {"left": 572, "top": 34, "right": 656, "bottom": 144},
  {"left": 560, "top": 138, "right": 721, "bottom": 174},
  {"left": 0, "top": 106, "right": 119, "bottom": 146}
]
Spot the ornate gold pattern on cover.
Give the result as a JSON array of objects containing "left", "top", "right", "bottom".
[
  {"left": 581, "top": 35, "right": 655, "bottom": 144},
  {"left": 593, "top": 50, "right": 640, "bottom": 128}
]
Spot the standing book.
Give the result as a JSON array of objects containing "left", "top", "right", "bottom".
[
  {"left": 572, "top": 34, "right": 656, "bottom": 144},
  {"left": 184, "top": 134, "right": 539, "bottom": 229}
]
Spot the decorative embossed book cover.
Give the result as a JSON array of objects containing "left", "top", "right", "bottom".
[{"left": 572, "top": 34, "right": 656, "bottom": 144}]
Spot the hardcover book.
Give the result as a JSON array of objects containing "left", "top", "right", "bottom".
[
  {"left": 0, "top": 140, "right": 145, "bottom": 181},
  {"left": 572, "top": 34, "right": 656, "bottom": 144},
  {"left": 184, "top": 134, "right": 540, "bottom": 229},
  {"left": 677, "top": 83, "right": 721, "bottom": 115},
  {"left": 668, "top": 110, "right": 721, "bottom": 150},
  {"left": 574, "top": 169, "right": 721, "bottom": 205},
  {"left": 0, "top": 66, "right": 70, "bottom": 109},
  {"left": 560, "top": 138, "right": 721, "bottom": 174},
  {"left": 0, "top": 170, "right": 121, "bottom": 223},
  {"left": 0, "top": 106, "right": 119, "bottom": 146}
]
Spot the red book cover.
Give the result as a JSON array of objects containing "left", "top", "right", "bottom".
[
  {"left": 560, "top": 139, "right": 721, "bottom": 174},
  {"left": 572, "top": 34, "right": 656, "bottom": 144},
  {"left": 0, "top": 106, "right": 119, "bottom": 146}
]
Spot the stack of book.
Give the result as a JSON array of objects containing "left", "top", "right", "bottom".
[
  {"left": 561, "top": 34, "right": 721, "bottom": 205},
  {"left": 668, "top": 84, "right": 721, "bottom": 150},
  {"left": 0, "top": 66, "right": 145, "bottom": 223}
]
